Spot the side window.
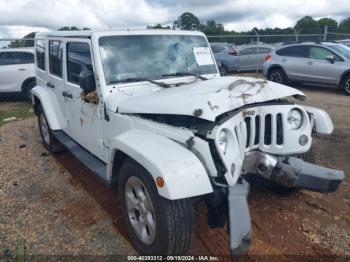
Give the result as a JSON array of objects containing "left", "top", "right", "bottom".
[
  {"left": 258, "top": 47, "right": 272, "bottom": 54},
  {"left": 67, "top": 42, "right": 93, "bottom": 84},
  {"left": 240, "top": 47, "right": 256, "bottom": 56},
  {"left": 14, "top": 52, "right": 34, "bottom": 64},
  {"left": 49, "top": 40, "right": 63, "bottom": 77},
  {"left": 0, "top": 52, "right": 33, "bottom": 65},
  {"left": 276, "top": 46, "right": 308, "bottom": 58},
  {"left": 36, "top": 39, "right": 45, "bottom": 70},
  {"left": 0, "top": 52, "right": 15, "bottom": 65},
  {"left": 309, "top": 47, "right": 333, "bottom": 60}
]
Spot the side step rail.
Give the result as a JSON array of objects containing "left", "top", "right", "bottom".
[{"left": 52, "top": 131, "right": 108, "bottom": 183}]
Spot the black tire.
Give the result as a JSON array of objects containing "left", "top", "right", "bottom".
[
  {"left": 118, "top": 158, "right": 194, "bottom": 255},
  {"left": 267, "top": 68, "right": 287, "bottom": 85},
  {"left": 21, "top": 78, "right": 36, "bottom": 101},
  {"left": 341, "top": 74, "right": 350, "bottom": 96},
  {"left": 37, "top": 104, "right": 65, "bottom": 153},
  {"left": 219, "top": 65, "right": 228, "bottom": 76}
]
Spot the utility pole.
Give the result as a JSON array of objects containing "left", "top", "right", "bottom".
[
  {"left": 323, "top": 25, "right": 328, "bottom": 41},
  {"left": 293, "top": 29, "right": 299, "bottom": 42},
  {"left": 253, "top": 29, "right": 259, "bottom": 76}
]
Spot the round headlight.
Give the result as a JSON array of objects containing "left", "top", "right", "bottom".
[
  {"left": 287, "top": 109, "right": 304, "bottom": 130},
  {"left": 218, "top": 129, "right": 228, "bottom": 154}
]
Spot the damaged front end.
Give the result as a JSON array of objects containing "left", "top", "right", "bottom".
[{"left": 204, "top": 99, "right": 345, "bottom": 257}]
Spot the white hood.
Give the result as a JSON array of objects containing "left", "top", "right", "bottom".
[{"left": 106, "top": 76, "right": 305, "bottom": 122}]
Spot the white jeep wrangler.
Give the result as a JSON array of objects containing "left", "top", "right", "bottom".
[{"left": 31, "top": 29, "right": 344, "bottom": 256}]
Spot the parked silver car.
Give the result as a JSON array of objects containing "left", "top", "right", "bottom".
[
  {"left": 263, "top": 42, "right": 350, "bottom": 95},
  {"left": 239, "top": 45, "right": 274, "bottom": 71},
  {"left": 210, "top": 43, "right": 239, "bottom": 75}
]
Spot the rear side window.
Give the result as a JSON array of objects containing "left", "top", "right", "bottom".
[
  {"left": 36, "top": 39, "right": 45, "bottom": 70},
  {"left": 49, "top": 40, "right": 63, "bottom": 77},
  {"left": 240, "top": 47, "right": 257, "bottom": 55},
  {"left": 211, "top": 45, "right": 226, "bottom": 53},
  {"left": 67, "top": 42, "right": 93, "bottom": 84},
  {"left": 0, "top": 51, "right": 34, "bottom": 65},
  {"left": 276, "top": 46, "right": 308, "bottom": 58},
  {"left": 258, "top": 47, "right": 272, "bottom": 54}
]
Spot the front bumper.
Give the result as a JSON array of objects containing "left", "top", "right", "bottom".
[
  {"left": 227, "top": 151, "right": 344, "bottom": 257},
  {"left": 242, "top": 151, "right": 345, "bottom": 192}
]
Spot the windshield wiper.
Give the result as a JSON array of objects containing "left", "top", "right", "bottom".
[
  {"left": 162, "top": 72, "right": 208, "bottom": 81},
  {"left": 113, "top": 77, "right": 170, "bottom": 88}
]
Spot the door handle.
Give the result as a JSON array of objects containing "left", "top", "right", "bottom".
[
  {"left": 62, "top": 91, "right": 73, "bottom": 99},
  {"left": 47, "top": 82, "right": 55, "bottom": 88},
  {"left": 306, "top": 61, "right": 313, "bottom": 65},
  {"left": 18, "top": 68, "right": 26, "bottom": 71}
]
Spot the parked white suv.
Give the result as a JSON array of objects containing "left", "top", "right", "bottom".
[
  {"left": 0, "top": 48, "right": 36, "bottom": 99},
  {"left": 31, "top": 30, "right": 344, "bottom": 256}
]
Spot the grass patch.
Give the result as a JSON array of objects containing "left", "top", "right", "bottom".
[{"left": 0, "top": 105, "right": 34, "bottom": 125}]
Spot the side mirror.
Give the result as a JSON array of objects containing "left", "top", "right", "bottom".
[
  {"left": 326, "top": 55, "right": 335, "bottom": 64},
  {"left": 79, "top": 70, "right": 96, "bottom": 93}
]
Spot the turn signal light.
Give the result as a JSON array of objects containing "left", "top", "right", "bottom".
[{"left": 156, "top": 176, "right": 164, "bottom": 188}]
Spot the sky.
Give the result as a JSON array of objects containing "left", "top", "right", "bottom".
[{"left": 0, "top": 0, "right": 349, "bottom": 38}]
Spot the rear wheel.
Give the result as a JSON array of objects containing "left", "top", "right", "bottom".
[
  {"left": 37, "top": 104, "right": 65, "bottom": 153},
  {"left": 341, "top": 74, "right": 350, "bottom": 96},
  {"left": 267, "top": 68, "right": 286, "bottom": 85},
  {"left": 118, "top": 158, "right": 194, "bottom": 255},
  {"left": 219, "top": 64, "right": 228, "bottom": 76},
  {"left": 21, "top": 78, "right": 36, "bottom": 101}
]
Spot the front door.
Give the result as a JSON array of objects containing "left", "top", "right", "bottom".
[
  {"left": 63, "top": 40, "right": 105, "bottom": 161},
  {"left": 305, "top": 46, "right": 342, "bottom": 85}
]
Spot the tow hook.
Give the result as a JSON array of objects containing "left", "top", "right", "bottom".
[{"left": 227, "top": 179, "right": 251, "bottom": 256}]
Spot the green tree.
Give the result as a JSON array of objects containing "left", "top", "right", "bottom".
[
  {"left": 294, "top": 16, "right": 320, "bottom": 33},
  {"left": 9, "top": 32, "right": 36, "bottom": 48},
  {"left": 338, "top": 18, "right": 350, "bottom": 33},
  {"left": 173, "top": 12, "right": 201, "bottom": 31},
  {"left": 58, "top": 26, "right": 80, "bottom": 31},
  {"left": 201, "top": 20, "right": 225, "bottom": 35},
  {"left": 317, "top": 18, "right": 338, "bottom": 32},
  {"left": 147, "top": 24, "right": 171, "bottom": 29}
]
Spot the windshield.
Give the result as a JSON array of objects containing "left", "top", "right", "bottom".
[
  {"left": 326, "top": 44, "right": 350, "bottom": 59},
  {"left": 99, "top": 35, "right": 217, "bottom": 85}
]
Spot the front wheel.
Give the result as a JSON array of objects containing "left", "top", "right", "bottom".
[
  {"left": 118, "top": 158, "right": 194, "bottom": 255},
  {"left": 341, "top": 74, "right": 350, "bottom": 96},
  {"left": 37, "top": 104, "right": 65, "bottom": 153},
  {"left": 267, "top": 68, "right": 287, "bottom": 85}
]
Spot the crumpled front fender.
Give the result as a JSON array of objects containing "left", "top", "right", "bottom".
[
  {"left": 304, "top": 106, "right": 334, "bottom": 134},
  {"left": 108, "top": 129, "right": 213, "bottom": 200}
]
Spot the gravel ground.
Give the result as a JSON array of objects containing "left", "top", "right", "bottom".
[{"left": 0, "top": 84, "right": 349, "bottom": 259}]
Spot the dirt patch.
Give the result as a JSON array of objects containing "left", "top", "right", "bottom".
[{"left": 0, "top": 86, "right": 349, "bottom": 258}]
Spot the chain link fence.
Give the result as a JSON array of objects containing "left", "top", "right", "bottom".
[
  {"left": 0, "top": 38, "right": 35, "bottom": 109},
  {"left": 0, "top": 31, "right": 350, "bottom": 106}
]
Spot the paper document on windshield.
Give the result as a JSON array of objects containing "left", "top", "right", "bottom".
[{"left": 193, "top": 47, "right": 214, "bottom": 66}]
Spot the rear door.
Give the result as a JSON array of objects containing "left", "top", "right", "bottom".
[
  {"left": 46, "top": 38, "right": 69, "bottom": 131},
  {"left": 305, "top": 46, "right": 343, "bottom": 84},
  {"left": 277, "top": 45, "right": 310, "bottom": 81},
  {"left": 239, "top": 47, "right": 257, "bottom": 70}
]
